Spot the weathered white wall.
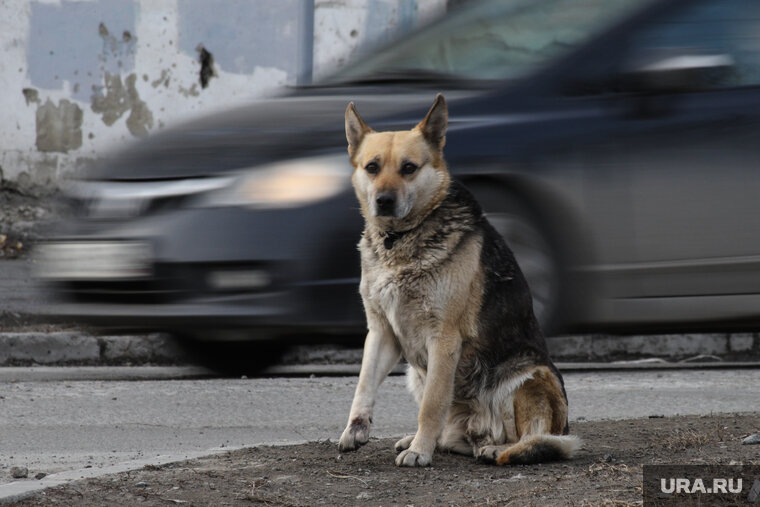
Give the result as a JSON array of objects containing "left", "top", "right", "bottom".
[{"left": 0, "top": 0, "right": 445, "bottom": 190}]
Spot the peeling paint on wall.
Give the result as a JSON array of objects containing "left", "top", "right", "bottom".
[
  {"left": 151, "top": 70, "right": 171, "bottom": 88},
  {"left": 98, "top": 22, "right": 138, "bottom": 69},
  {"left": 178, "top": 0, "right": 302, "bottom": 78},
  {"left": 197, "top": 45, "right": 216, "bottom": 89},
  {"left": 35, "top": 99, "right": 83, "bottom": 153},
  {"left": 90, "top": 73, "right": 130, "bottom": 126},
  {"left": 22, "top": 89, "right": 40, "bottom": 106},
  {"left": 2, "top": 0, "right": 445, "bottom": 189},
  {"left": 91, "top": 73, "right": 153, "bottom": 137},
  {"left": 123, "top": 74, "right": 154, "bottom": 137},
  {"left": 178, "top": 83, "right": 201, "bottom": 98}
]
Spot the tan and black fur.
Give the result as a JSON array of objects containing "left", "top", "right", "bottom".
[{"left": 339, "top": 94, "right": 580, "bottom": 467}]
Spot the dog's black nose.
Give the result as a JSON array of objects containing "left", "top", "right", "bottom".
[{"left": 375, "top": 192, "right": 396, "bottom": 216}]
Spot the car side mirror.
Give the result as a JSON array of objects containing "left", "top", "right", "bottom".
[{"left": 621, "top": 50, "right": 735, "bottom": 93}]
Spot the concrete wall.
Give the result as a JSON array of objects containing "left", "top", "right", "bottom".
[{"left": 0, "top": 0, "right": 445, "bottom": 191}]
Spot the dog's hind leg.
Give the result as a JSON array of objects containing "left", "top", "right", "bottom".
[
  {"left": 399, "top": 424, "right": 472, "bottom": 456},
  {"left": 477, "top": 366, "right": 580, "bottom": 465},
  {"left": 339, "top": 311, "right": 401, "bottom": 452},
  {"left": 436, "top": 403, "right": 475, "bottom": 456},
  {"left": 438, "top": 433, "right": 475, "bottom": 456},
  {"left": 398, "top": 421, "right": 472, "bottom": 456},
  {"left": 395, "top": 379, "right": 473, "bottom": 456},
  {"left": 394, "top": 434, "right": 415, "bottom": 452}
]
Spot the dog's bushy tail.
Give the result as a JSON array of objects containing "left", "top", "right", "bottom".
[{"left": 496, "top": 434, "right": 581, "bottom": 465}]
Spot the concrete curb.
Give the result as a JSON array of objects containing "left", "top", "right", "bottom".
[
  {"left": 0, "top": 366, "right": 214, "bottom": 382},
  {"left": 545, "top": 333, "right": 760, "bottom": 360},
  {"left": 1, "top": 331, "right": 759, "bottom": 367},
  {"left": 0, "top": 332, "right": 189, "bottom": 366}
]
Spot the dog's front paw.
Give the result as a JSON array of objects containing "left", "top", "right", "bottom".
[
  {"left": 395, "top": 449, "right": 432, "bottom": 467},
  {"left": 475, "top": 445, "right": 502, "bottom": 465},
  {"left": 338, "top": 415, "right": 372, "bottom": 452},
  {"left": 394, "top": 434, "right": 415, "bottom": 453}
]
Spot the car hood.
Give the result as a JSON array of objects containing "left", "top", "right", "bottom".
[{"left": 89, "top": 86, "right": 475, "bottom": 181}]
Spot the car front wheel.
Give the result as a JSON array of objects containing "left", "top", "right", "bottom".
[{"left": 468, "top": 184, "right": 562, "bottom": 334}]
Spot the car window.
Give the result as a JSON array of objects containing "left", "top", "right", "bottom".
[
  {"left": 629, "top": 0, "right": 760, "bottom": 88},
  {"left": 331, "top": 0, "right": 646, "bottom": 83}
]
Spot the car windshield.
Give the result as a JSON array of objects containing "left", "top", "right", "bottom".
[{"left": 331, "top": 0, "right": 649, "bottom": 83}]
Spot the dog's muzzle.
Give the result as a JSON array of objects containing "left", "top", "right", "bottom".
[{"left": 375, "top": 192, "right": 397, "bottom": 217}]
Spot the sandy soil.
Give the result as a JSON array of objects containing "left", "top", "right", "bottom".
[{"left": 11, "top": 413, "right": 760, "bottom": 506}]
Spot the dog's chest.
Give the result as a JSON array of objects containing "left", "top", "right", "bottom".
[{"left": 361, "top": 263, "right": 439, "bottom": 361}]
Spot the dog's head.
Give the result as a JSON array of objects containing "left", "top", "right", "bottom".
[{"left": 346, "top": 94, "right": 451, "bottom": 229}]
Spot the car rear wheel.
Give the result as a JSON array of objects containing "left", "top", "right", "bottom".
[
  {"left": 468, "top": 184, "right": 562, "bottom": 334},
  {"left": 176, "top": 334, "right": 288, "bottom": 376}
]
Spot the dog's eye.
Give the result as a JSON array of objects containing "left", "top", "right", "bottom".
[
  {"left": 400, "top": 162, "right": 418, "bottom": 175},
  {"left": 364, "top": 162, "right": 379, "bottom": 174}
]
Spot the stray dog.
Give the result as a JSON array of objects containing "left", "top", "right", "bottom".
[{"left": 338, "top": 94, "right": 580, "bottom": 467}]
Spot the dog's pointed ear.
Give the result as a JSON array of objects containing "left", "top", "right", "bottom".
[
  {"left": 345, "top": 102, "right": 372, "bottom": 160},
  {"left": 417, "top": 93, "right": 447, "bottom": 148}
]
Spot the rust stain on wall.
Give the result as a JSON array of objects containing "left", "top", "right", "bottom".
[{"left": 35, "top": 99, "right": 83, "bottom": 153}]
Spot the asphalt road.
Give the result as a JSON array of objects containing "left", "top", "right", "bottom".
[{"left": 1, "top": 368, "right": 758, "bottom": 486}]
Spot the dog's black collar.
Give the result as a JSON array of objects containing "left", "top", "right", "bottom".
[
  {"left": 381, "top": 208, "right": 438, "bottom": 249},
  {"left": 382, "top": 226, "right": 419, "bottom": 249},
  {"left": 383, "top": 230, "right": 406, "bottom": 250}
]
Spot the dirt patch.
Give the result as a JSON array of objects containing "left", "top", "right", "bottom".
[
  {"left": 11, "top": 413, "right": 760, "bottom": 506},
  {"left": 0, "top": 185, "right": 58, "bottom": 260}
]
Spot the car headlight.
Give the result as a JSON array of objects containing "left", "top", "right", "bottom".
[{"left": 197, "top": 154, "right": 352, "bottom": 209}]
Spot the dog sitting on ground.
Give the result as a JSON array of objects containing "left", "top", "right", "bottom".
[{"left": 338, "top": 94, "right": 580, "bottom": 467}]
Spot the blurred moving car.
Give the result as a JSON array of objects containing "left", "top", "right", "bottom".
[{"left": 36, "top": 0, "right": 760, "bottom": 369}]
